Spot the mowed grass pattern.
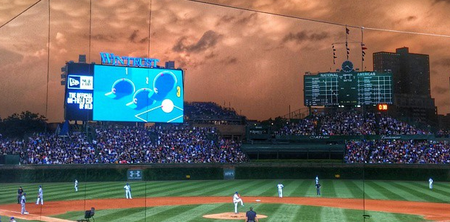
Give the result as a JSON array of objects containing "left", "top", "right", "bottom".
[
  {"left": 51, "top": 204, "right": 426, "bottom": 222},
  {"left": 1, "top": 179, "right": 449, "bottom": 221},
  {"left": 0, "top": 215, "right": 40, "bottom": 222}
]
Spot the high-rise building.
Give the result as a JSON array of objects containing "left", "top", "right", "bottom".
[
  {"left": 165, "top": 61, "right": 175, "bottom": 69},
  {"left": 373, "top": 47, "right": 437, "bottom": 126}
]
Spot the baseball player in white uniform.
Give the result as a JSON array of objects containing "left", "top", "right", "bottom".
[
  {"left": 21, "top": 193, "right": 28, "bottom": 215},
  {"left": 429, "top": 178, "right": 433, "bottom": 190},
  {"left": 75, "top": 179, "right": 78, "bottom": 192},
  {"left": 124, "top": 183, "right": 132, "bottom": 199},
  {"left": 36, "top": 185, "right": 43, "bottom": 205},
  {"left": 315, "top": 176, "right": 319, "bottom": 185},
  {"left": 233, "top": 192, "right": 244, "bottom": 214},
  {"left": 277, "top": 183, "right": 284, "bottom": 198}
]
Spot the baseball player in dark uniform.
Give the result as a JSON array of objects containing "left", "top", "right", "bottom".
[
  {"left": 315, "top": 183, "right": 321, "bottom": 196},
  {"left": 17, "top": 187, "right": 23, "bottom": 204},
  {"left": 245, "top": 207, "right": 258, "bottom": 222}
]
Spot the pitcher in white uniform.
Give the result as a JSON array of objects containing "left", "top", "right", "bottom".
[{"left": 233, "top": 191, "right": 244, "bottom": 214}]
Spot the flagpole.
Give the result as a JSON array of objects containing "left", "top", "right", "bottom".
[
  {"left": 332, "top": 44, "right": 336, "bottom": 65},
  {"left": 346, "top": 25, "right": 349, "bottom": 60},
  {"left": 361, "top": 27, "right": 364, "bottom": 70}
]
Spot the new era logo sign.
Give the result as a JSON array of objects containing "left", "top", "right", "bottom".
[
  {"left": 68, "top": 77, "right": 80, "bottom": 88},
  {"left": 67, "top": 75, "right": 93, "bottom": 90}
]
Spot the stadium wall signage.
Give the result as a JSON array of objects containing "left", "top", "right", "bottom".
[
  {"left": 309, "top": 136, "right": 331, "bottom": 139},
  {"left": 380, "top": 136, "right": 402, "bottom": 140},
  {"left": 100, "top": 52, "right": 160, "bottom": 68}
]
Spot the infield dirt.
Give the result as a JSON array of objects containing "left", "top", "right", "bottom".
[{"left": 1, "top": 196, "right": 450, "bottom": 221}]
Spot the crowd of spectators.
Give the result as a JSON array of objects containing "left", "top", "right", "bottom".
[
  {"left": 95, "top": 125, "right": 245, "bottom": 164},
  {"left": 436, "top": 130, "right": 450, "bottom": 138},
  {"left": 345, "top": 140, "right": 450, "bottom": 164},
  {"left": 276, "top": 118, "right": 317, "bottom": 135},
  {"left": 22, "top": 133, "right": 96, "bottom": 164},
  {"left": 184, "top": 102, "right": 244, "bottom": 124},
  {"left": 0, "top": 125, "right": 247, "bottom": 165},
  {"left": 318, "top": 111, "right": 377, "bottom": 135},
  {"left": 0, "top": 138, "right": 24, "bottom": 156},
  {"left": 276, "top": 110, "right": 429, "bottom": 136}
]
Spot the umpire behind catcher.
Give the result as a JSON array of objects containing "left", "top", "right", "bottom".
[{"left": 245, "top": 207, "right": 258, "bottom": 222}]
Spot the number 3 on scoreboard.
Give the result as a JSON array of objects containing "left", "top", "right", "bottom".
[{"left": 176, "top": 86, "right": 181, "bottom": 97}]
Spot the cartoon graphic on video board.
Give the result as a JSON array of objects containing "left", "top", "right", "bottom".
[
  {"left": 125, "top": 88, "right": 155, "bottom": 110},
  {"left": 93, "top": 65, "right": 184, "bottom": 123},
  {"left": 104, "top": 78, "right": 135, "bottom": 99}
]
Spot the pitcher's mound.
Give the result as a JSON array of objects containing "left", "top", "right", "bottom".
[{"left": 203, "top": 212, "right": 268, "bottom": 220}]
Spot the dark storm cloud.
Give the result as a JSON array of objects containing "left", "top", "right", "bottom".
[
  {"left": 220, "top": 56, "right": 238, "bottom": 65},
  {"left": 129, "top": 30, "right": 139, "bottom": 43},
  {"left": 407, "top": 16, "right": 417, "bottom": 21},
  {"left": 235, "top": 13, "right": 257, "bottom": 25},
  {"left": 205, "top": 52, "right": 217, "bottom": 59},
  {"left": 172, "top": 30, "right": 221, "bottom": 53},
  {"left": 433, "top": 86, "right": 449, "bottom": 95},
  {"left": 282, "top": 31, "right": 329, "bottom": 44},
  {"left": 215, "top": 13, "right": 257, "bottom": 27},
  {"left": 139, "top": 37, "right": 149, "bottom": 44},
  {"left": 394, "top": 15, "right": 418, "bottom": 25},
  {"left": 216, "top": 15, "right": 235, "bottom": 26},
  {"left": 433, "top": 58, "right": 450, "bottom": 67},
  {"left": 172, "top": 36, "right": 189, "bottom": 52},
  {"left": 433, "top": 0, "right": 450, "bottom": 4},
  {"left": 90, "top": 34, "right": 117, "bottom": 42}
]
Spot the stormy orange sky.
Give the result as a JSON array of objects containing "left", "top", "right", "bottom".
[{"left": 0, "top": 0, "right": 449, "bottom": 122}]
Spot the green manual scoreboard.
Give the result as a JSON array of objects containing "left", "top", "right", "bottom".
[{"left": 304, "top": 61, "right": 393, "bottom": 106}]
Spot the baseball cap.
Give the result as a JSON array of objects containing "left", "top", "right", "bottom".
[
  {"left": 151, "top": 71, "right": 177, "bottom": 100},
  {"left": 105, "top": 78, "right": 135, "bottom": 99},
  {"left": 11, "top": 216, "right": 14, "bottom": 219},
  {"left": 126, "top": 88, "right": 155, "bottom": 110}
]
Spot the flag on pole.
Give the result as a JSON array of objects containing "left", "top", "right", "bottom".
[
  {"left": 345, "top": 26, "right": 350, "bottom": 59},
  {"left": 332, "top": 44, "right": 336, "bottom": 64},
  {"left": 361, "top": 43, "right": 367, "bottom": 50},
  {"left": 346, "top": 42, "right": 350, "bottom": 55},
  {"left": 361, "top": 43, "right": 367, "bottom": 61}
]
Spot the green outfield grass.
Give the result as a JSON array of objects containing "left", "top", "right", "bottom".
[
  {"left": 53, "top": 204, "right": 426, "bottom": 222},
  {"left": 0, "top": 216, "right": 40, "bottom": 222},
  {"left": 1, "top": 179, "right": 448, "bottom": 221}
]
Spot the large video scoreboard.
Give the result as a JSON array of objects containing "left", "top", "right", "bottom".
[
  {"left": 304, "top": 62, "right": 393, "bottom": 106},
  {"left": 64, "top": 63, "right": 184, "bottom": 123}
]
